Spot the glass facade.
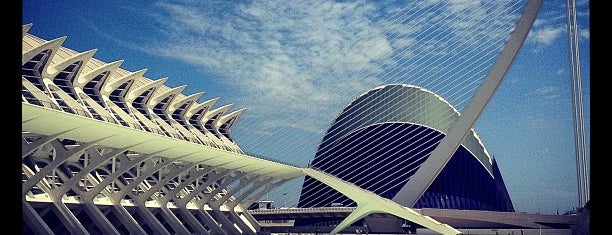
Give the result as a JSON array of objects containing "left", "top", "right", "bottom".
[{"left": 297, "top": 84, "right": 513, "bottom": 216}]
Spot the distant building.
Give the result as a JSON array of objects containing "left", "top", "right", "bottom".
[
  {"left": 297, "top": 84, "right": 514, "bottom": 227},
  {"left": 248, "top": 200, "right": 275, "bottom": 210}
]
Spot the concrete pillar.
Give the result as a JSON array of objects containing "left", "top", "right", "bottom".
[
  {"left": 198, "top": 172, "right": 246, "bottom": 234},
  {"left": 134, "top": 162, "right": 195, "bottom": 234},
  {"left": 51, "top": 201, "right": 90, "bottom": 235},
  {"left": 209, "top": 175, "right": 259, "bottom": 234},
  {"left": 82, "top": 203, "right": 121, "bottom": 235},
  {"left": 157, "top": 165, "right": 213, "bottom": 234},
  {"left": 23, "top": 201, "right": 54, "bottom": 235},
  {"left": 176, "top": 169, "right": 232, "bottom": 234},
  {"left": 134, "top": 206, "right": 171, "bottom": 235},
  {"left": 160, "top": 206, "right": 209, "bottom": 235},
  {"left": 110, "top": 204, "right": 148, "bottom": 235},
  {"left": 191, "top": 209, "right": 225, "bottom": 234}
]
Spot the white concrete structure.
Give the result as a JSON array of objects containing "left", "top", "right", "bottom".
[
  {"left": 22, "top": 25, "right": 302, "bottom": 235},
  {"left": 21, "top": 0, "right": 541, "bottom": 232},
  {"left": 21, "top": 25, "right": 459, "bottom": 234}
]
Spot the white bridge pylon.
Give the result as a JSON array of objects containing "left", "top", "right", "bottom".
[{"left": 302, "top": 168, "right": 462, "bottom": 235}]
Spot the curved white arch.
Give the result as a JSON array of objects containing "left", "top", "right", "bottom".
[
  {"left": 149, "top": 85, "right": 187, "bottom": 106},
  {"left": 101, "top": 69, "right": 147, "bottom": 96},
  {"left": 22, "top": 23, "right": 32, "bottom": 37},
  {"left": 22, "top": 36, "right": 66, "bottom": 65},
  {"left": 186, "top": 97, "right": 219, "bottom": 120},
  {"left": 125, "top": 77, "right": 167, "bottom": 104},
  {"left": 75, "top": 60, "right": 124, "bottom": 87},
  {"left": 168, "top": 92, "right": 203, "bottom": 115},
  {"left": 45, "top": 49, "right": 96, "bottom": 79}
]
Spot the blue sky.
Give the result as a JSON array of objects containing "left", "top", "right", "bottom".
[{"left": 23, "top": 0, "right": 590, "bottom": 214}]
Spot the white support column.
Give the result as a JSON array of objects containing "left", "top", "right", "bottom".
[
  {"left": 134, "top": 206, "right": 171, "bottom": 235},
  {"left": 158, "top": 206, "right": 208, "bottom": 235},
  {"left": 22, "top": 131, "right": 72, "bottom": 159},
  {"left": 51, "top": 201, "right": 90, "bottom": 235},
  {"left": 238, "top": 178, "right": 291, "bottom": 232},
  {"left": 23, "top": 139, "right": 102, "bottom": 196},
  {"left": 80, "top": 152, "right": 156, "bottom": 235},
  {"left": 210, "top": 175, "right": 261, "bottom": 234},
  {"left": 54, "top": 147, "right": 126, "bottom": 197},
  {"left": 303, "top": 168, "right": 461, "bottom": 235},
  {"left": 109, "top": 157, "right": 175, "bottom": 235},
  {"left": 189, "top": 209, "right": 222, "bottom": 234},
  {"left": 172, "top": 207, "right": 210, "bottom": 235},
  {"left": 158, "top": 166, "right": 214, "bottom": 234},
  {"left": 158, "top": 165, "right": 212, "bottom": 205},
  {"left": 43, "top": 147, "right": 125, "bottom": 234},
  {"left": 225, "top": 178, "right": 268, "bottom": 233},
  {"left": 49, "top": 146, "right": 128, "bottom": 235},
  {"left": 176, "top": 169, "right": 233, "bottom": 234},
  {"left": 22, "top": 139, "right": 103, "bottom": 234},
  {"left": 80, "top": 152, "right": 155, "bottom": 201},
  {"left": 82, "top": 203, "right": 121, "bottom": 235},
  {"left": 108, "top": 156, "right": 174, "bottom": 203},
  {"left": 110, "top": 204, "right": 148, "bottom": 235},
  {"left": 200, "top": 172, "right": 246, "bottom": 235},
  {"left": 136, "top": 163, "right": 196, "bottom": 234},
  {"left": 176, "top": 169, "right": 232, "bottom": 207},
  {"left": 23, "top": 201, "right": 55, "bottom": 235},
  {"left": 208, "top": 210, "right": 242, "bottom": 234}
]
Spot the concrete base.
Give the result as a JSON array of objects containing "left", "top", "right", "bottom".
[{"left": 363, "top": 217, "right": 404, "bottom": 234}]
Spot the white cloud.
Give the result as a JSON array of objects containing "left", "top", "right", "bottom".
[
  {"left": 541, "top": 147, "right": 550, "bottom": 156},
  {"left": 580, "top": 27, "right": 590, "bottom": 39},
  {"left": 145, "top": 0, "right": 395, "bottom": 133},
  {"left": 556, "top": 69, "right": 565, "bottom": 75},
  {"left": 71, "top": 0, "right": 588, "bottom": 213},
  {"left": 535, "top": 86, "right": 556, "bottom": 94},
  {"left": 526, "top": 116, "right": 555, "bottom": 128},
  {"left": 447, "top": 0, "right": 481, "bottom": 14},
  {"left": 529, "top": 0, "right": 589, "bottom": 46},
  {"left": 530, "top": 26, "right": 564, "bottom": 45},
  {"left": 534, "top": 86, "right": 561, "bottom": 100},
  {"left": 135, "top": 0, "right": 530, "bottom": 147}
]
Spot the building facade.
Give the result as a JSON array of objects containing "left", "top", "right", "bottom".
[
  {"left": 297, "top": 84, "right": 514, "bottom": 226},
  {"left": 21, "top": 24, "right": 304, "bottom": 235},
  {"left": 21, "top": 23, "right": 466, "bottom": 235}
]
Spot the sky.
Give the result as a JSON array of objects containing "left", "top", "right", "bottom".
[{"left": 22, "top": 0, "right": 590, "bottom": 215}]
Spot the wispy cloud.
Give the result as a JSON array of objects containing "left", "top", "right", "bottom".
[
  {"left": 556, "top": 68, "right": 565, "bottom": 75},
  {"left": 144, "top": 0, "right": 394, "bottom": 132},
  {"left": 579, "top": 27, "right": 590, "bottom": 39},
  {"left": 134, "top": 0, "right": 531, "bottom": 137},
  {"left": 528, "top": 1, "right": 590, "bottom": 45},
  {"left": 526, "top": 116, "right": 556, "bottom": 129},
  {"left": 530, "top": 26, "right": 564, "bottom": 45},
  {"left": 540, "top": 147, "right": 551, "bottom": 156},
  {"left": 533, "top": 85, "right": 561, "bottom": 100},
  {"left": 79, "top": 18, "right": 147, "bottom": 56}
]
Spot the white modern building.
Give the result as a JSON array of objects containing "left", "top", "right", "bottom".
[
  {"left": 21, "top": 23, "right": 300, "bottom": 235},
  {"left": 21, "top": 24, "right": 461, "bottom": 235}
]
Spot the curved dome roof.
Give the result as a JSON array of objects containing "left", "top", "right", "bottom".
[{"left": 319, "top": 83, "right": 493, "bottom": 174}]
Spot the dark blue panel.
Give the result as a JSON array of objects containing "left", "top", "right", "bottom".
[
  {"left": 298, "top": 123, "right": 442, "bottom": 208},
  {"left": 413, "top": 146, "right": 514, "bottom": 212},
  {"left": 299, "top": 122, "right": 514, "bottom": 212}
]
